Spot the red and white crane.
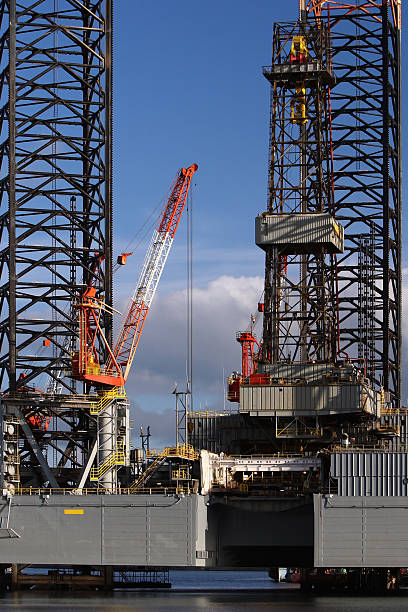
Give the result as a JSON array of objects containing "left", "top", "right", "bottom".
[{"left": 72, "top": 163, "right": 198, "bottom": 388}]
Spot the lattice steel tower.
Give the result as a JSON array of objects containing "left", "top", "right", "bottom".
[
  {"left": 0, "top": 1, "right": 114, "bottom": 488},
  {"left": 307, "top": 0, "right": 401, "bottom": 406},
  {"left": 260, "top": 0, "right": 401, "bottom": 406}
]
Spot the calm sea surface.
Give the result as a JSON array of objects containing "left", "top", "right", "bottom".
[{"left": 0, "top": 571, "right": 407, "bottom": 611}]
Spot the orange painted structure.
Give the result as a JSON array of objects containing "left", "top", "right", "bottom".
[
  {"left": 227, "top": 326, "right": 259, "bottom": 403},
  {"left": 72, "top": 164, "right": 198, "bottom": 388}
]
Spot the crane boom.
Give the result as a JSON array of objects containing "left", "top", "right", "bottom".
[
  {"left": 72, "top": 163, "right": 197, "bottom": 388},
  {"left": 108, "top": 163, "right": 198, "bottom": 382}
]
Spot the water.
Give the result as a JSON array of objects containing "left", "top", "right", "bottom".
[{"left": 0, "top": 571, "right": 407, "bottom": 611}]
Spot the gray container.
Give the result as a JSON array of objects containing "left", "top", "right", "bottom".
[
  {"left": 258, "top": 362, "right": 354, "bottom": 383},
  {"left": 0, "top": 494, "right": 212, "bottom": 567},
  {"left": 314, "top": 494, "right": 408, "bottom": 568},
  {"left": 239, "top": 383, "right": 378, "bottom": 418},
  {"left": 331, "top": 451, "right": 408, "bottom": 496},
  {"left": 255, "top": 213, "right": 344, "bottom": 254}
]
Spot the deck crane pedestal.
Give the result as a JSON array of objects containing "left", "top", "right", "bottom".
[{"left": 72, "top": 163, "right": 197, "bottom": 488}]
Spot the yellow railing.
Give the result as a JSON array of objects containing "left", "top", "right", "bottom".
[
  {"left": 90, "top": 442, "right": 125, "bottom": 481},
  {"left": 128, "top": 444, "right": 198, "bottom": 492},
  {"left": 146, "top": 443, "right": 199, "bottom": 461},
  {"left": 89, "top": 387, "right": 126, "bottom": 415},
  {"left": 276, "top": 427, "right": 321, "bottom": 437},
  {"left": 14, "top": 486, "right": 193, "bottom": 496},
  {"left": 188, "top": 410, "right": 230, "bottom": 418},
  {"left": 128, "top": 453, "right": 165, "bottom": 492},
  {"left": 381, "top": 408, "right": 408, "bottom": 415},
  {"left": 171, "top": 469, "right": 188, "bottom": 480}
]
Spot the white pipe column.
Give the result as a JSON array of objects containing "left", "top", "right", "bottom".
[
  {"left": 299, "top": 0, "right": 306, "bottom": 21},
  {"left": 98, "top": 402, "right": 116, "bottom": 490}
]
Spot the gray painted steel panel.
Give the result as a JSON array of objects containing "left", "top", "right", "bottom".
[
  {"left": 0, "top": 494, "right": 211, "bottom": 566},
  {"left": 331, "top": 452, "right": 408, "bottom": 496},
  {"left": 314, "top": 495, "right": 408, "bottom": 567},
  {"left": 239, "top": 383, "right": 378, "bottom": 417},
  {"left": 382, "top": 413, "right": 408, "bottom": 452},
  {"left": 258, "top": 362, "right": 349, "bottom": 382},
  {"left": 255, "top": 213, "right": 344, "bottom": 254},
  {"left": 188, "top": 413, "right": 227, "bottom": 453}
]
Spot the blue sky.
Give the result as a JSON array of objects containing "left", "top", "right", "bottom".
[{"left": 111, "top": 1, "right": 407, "bottom": 448}]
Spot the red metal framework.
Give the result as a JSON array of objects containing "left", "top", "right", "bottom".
[
  {"left": 237, "top": 329, "right": 259, "bottom": 380},
  {"left": 73, "top": 164, "right": 198, "bottom": 388},
  {"left": 306, "top": 0, "right": 401, "bottom": 28}
]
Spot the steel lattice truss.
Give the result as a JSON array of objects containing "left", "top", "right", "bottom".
[
  {"left": 262, "top": 19, "right": 338, "bottom": 365},
  {"left": 306, "top": 1, "right": 401, "bottom": 404},
  {"left": 261, "top": 2, "right": 401, "bottom": 406},
  {"left": 0, "top": 1, "right": 112, "bottom": 488},
  {"left": 0, "top": 0, "right": 113, "bottom": 395}
]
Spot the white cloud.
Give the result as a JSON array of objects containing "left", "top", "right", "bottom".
[{"left": 125, "top": 274, "right": 264, "bottom": 400}]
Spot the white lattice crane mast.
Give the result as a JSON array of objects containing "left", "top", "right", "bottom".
[
  {"left": 109, "top": 163, "right": 198, "bottom": 383},
  {"left": 72, "top": 163, "right": 198, "bottom": 388}
]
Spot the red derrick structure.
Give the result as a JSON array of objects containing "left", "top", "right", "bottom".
[{"left": 227, "top": 322, "right": 259, "bottom": 403}]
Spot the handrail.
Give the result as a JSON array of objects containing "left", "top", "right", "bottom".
[
  {"left": 381, "top": 408, "right": 408, "bottom": 415},
  {"left": 13, "top": 486, "right": 192, "bottom": 496},
  {"left": 187, "top": 410, "right": 232, "bottom": 418},
  {"left": 128, "top": 453, "right": 166, "bottom": 492},
  {"left": 90, "top": 441, "right": 125, "bottom": 481},
  {"left": 128, "top": 444, "right": 198, "bottom": 492},
  {"left": 89, "top": 387, "right": 126, "bottom": 415},
  {"left": 146, "top": 443, "right": 199, "bottom": 460}
]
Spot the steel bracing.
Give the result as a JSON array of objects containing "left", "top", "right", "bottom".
[
  {"left": 306, "top": 1, "right": 401, "bottom": 405},
  {"left": 261, "top": 1, "right": 401, "bottom": 405},
  {"left": 0, "top": 0, "right": 113, "bottom": 394},
  {"left": 261, "top": 18, "right": 338, "bottom": 365},
  {"left": 0, "top": 0, "right": 113, "bottom": 487}
]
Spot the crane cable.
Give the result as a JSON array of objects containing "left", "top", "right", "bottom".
[
  {"left": 36, "top": 188, "right": 174, "bottom": 383},
  {"left": 112, "top": 194, "right": 166, "bottom": 275},
  {"left": 186, "top": 183, "right": 193, "bottom": 409}
]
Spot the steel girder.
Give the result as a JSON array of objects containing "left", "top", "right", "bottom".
[{"left": 262, "top": 3, "right": 401, "bottom": 406}]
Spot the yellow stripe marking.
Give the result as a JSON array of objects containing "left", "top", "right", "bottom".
[{"left": 64, "top": 509, "right": 84, "bottom": 515}]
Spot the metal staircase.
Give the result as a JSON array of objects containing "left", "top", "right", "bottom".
[
  {"left": 128, "top": 443, "right": 199, "bottom": 492},
  {"left": 88, "top": 387, "right": 129, "bottom": 488},
  {"left": 90, "top": 441, "right": 125, "bottom": 481}
]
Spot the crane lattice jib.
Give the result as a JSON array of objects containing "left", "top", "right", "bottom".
[
  {"left": 306, "top": 1, "right": 401, "bottom": 29},
  {"left": 107, "top": 164, "right": 198, "bottom": 383}
]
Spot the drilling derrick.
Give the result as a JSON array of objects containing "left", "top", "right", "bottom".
[
  {"left": 236, "top": 0, "right": 401, "bottom": 454},
  {"left": 217, "top": 0, "right": 401, "bottom": 463},
  {"left": 307, "top": 0, "right": 401, "bottom": 406},
  {"left": 260, "top": 16, "right": 339, "bottom": 366}
]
